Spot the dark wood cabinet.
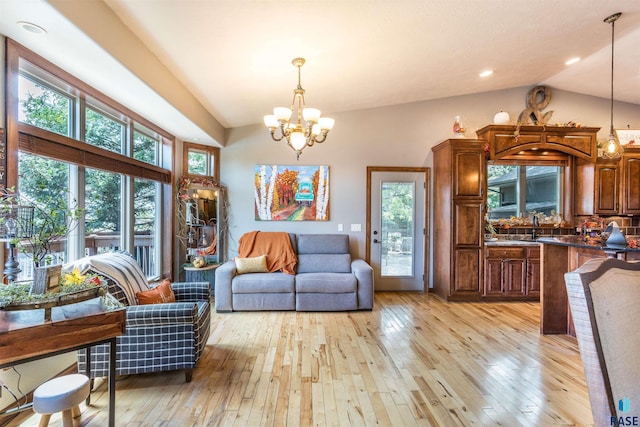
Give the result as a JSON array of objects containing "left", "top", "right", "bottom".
[
  {"left": 526, "top": 247, "right": 541, "bottom": 297},
  {"left": 576, "top": 148, "right": 640, "bottom": 216},
  {"left": 594, "top": 159, "right": 620, "bottom": 214},
  {"left": 432, "top": 139, "right": 485, "bottom": 301},
  {"left": 483, "top": 245, "right": 539, "bottom": 300},
  {"left": 621, "top": 155, "right": 640, "bottom": 214}
]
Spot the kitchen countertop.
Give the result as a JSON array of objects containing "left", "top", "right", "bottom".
[
  {"left": 484, "top": 239, "right": 540, "bottom": 247},
  {"left": 537, "top": 235, "right": 640, "bottom": 252}
]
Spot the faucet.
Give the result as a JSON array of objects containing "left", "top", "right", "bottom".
[{"left": 531, "top": 215, "right": 539, "bottom": 240}]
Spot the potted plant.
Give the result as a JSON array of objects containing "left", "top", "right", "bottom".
[{"left": 1, "top": 187, "right": 82, "bottom": 292}]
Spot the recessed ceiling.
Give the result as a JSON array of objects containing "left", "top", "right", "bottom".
[{"left": 1, "top": 0, "right": 639, "bottom": 146}]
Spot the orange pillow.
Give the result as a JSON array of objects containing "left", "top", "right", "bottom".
[{"left": 136, "top": 279, "right": 176, "bottom": 305}]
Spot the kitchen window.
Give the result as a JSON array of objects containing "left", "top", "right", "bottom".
[{"left": 487, "top": 165, "right": 563, "bottom": 219}]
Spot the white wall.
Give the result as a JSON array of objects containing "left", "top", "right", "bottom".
[{"left": 221, "top": 86, "right": 640, "bottom": 261}]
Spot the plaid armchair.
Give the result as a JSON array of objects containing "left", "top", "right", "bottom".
[{"left": 64, "top": 252, "right": 210, "bottom": 382}]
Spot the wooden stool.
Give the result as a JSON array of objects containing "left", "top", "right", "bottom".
[{"left": 33, "top": 374, "right": 90, "bottom": 427}]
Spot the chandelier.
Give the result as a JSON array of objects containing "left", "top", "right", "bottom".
[
  {"left": 602, "top": 12, "right": 624, "bottom": 159},
  {"left": 264, "top": 58, "right": 334, "bottom": 160}
]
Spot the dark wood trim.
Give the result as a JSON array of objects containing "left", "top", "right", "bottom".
[
  {"left": 6, "top": 39, "right": 174, "bottom": 141},
  {"left": 182, "top": 141, "right": 220, "bottom": 183},
  {"left": 366, "top": 166, "right": 430, "bottom": 291},
  {"left": 5, "top": 37, "right": 176, "bottom": 279},
  {"left": 18, "top": 124, "right": 171, "bottom": 183}
]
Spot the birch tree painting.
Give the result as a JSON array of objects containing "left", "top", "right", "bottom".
[{"left": 254, "top": 165, "right": 329, "bottom": 221}]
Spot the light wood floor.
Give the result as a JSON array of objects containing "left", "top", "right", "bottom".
[{"left": 11, "top": 292, "right": 593, "bottom": 426}]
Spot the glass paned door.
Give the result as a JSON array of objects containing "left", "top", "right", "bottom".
[
  {"left": 380, "top": 181, "right": 414, "bottom": 277},
  {"left": 370, "top": 171, "right": 426, "bottom": 291}
]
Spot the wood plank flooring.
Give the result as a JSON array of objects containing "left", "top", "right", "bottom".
[{"left": 11, "top": 292, "right": 593, "bottom": 426}]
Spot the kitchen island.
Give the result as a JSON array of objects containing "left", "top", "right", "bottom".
[{"left": 538, "top": 236, "right": 640, "bottom": 335}]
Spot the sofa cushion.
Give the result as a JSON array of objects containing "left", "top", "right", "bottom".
[
  {"left": 232, "top": 272, "right": 295, "bottom": 294},
  {"left": 297, "top": 254, "right": 351, "bottom": 273},
  {"left": 235, "top": 255, "right": 268, "bottom": 274},
  {"left": 296, "top": 272, "right": 357, "bottom": 293},
  {"left": 297, "top": 234, "right": 349, "bottom": 254},
  {"left": 136, "top": 279, "right": 176, "bottom": 305}
]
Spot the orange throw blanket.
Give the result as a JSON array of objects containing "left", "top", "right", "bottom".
[{"left": 238, "top": 231, "right": 297, "bottom": 274}]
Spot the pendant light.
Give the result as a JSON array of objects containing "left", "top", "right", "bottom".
[{"left": 601, "top": 12, "right": 624, "bottom": 159}]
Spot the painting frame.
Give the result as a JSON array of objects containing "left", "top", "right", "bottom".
[
  {"left": 615, "top": 129, "right": 640, "bottom": 147},
  {"left": 254, "top": 164, "right": 329, "bottom": 221}
]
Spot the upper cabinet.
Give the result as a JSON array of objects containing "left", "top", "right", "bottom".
[
  {"left": 621, "top": 154, "right": 640, "bottom": 215},
  {"left": 454, "top": 147, "right": 486, "bottom": 198},
  {"left": 576, "top": 148, "right": 640, "bottom": 216},
  {"left": 476, "top": 125, "right": 599, "bottom": 162}
]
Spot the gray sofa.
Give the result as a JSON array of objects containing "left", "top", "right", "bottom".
[{"left": 215, "top": 234, "right": 374, "bottom": 312}]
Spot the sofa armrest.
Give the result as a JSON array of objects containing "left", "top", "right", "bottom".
[
  {"left": 215, "top": 260, "right": 237, "bottom": 312},
  {"left": 352, "top": 259, "right": 374, "bottom": 310},
  {"left": 126, "top": 302, "right": 199, "bottom": 327},
  {"left": 171, "top": 281, "right": 210, "bottom": 301}
]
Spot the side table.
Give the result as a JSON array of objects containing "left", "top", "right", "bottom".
[{"left": 183, "top": 263, "right": 220, "bottom": 294}]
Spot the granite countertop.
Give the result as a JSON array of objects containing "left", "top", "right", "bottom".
[
  {"left": 537, "top": 235, "right": 640, "bottom": 252},
  {"left": 484, "top": 239, "right": 540, "bottom": 247}
]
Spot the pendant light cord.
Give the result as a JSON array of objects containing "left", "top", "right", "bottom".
[{"left": 610, "top": 15, "right": 615, "bottom": 135}]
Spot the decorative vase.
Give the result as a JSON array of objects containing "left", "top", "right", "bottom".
[
  {"left": 453, "top": 115, "right": 466, "bottom": 138},
  {"left": 32, "top": 264, "right": 63, "bottom": 295},
  {"left": 606, "top": 226, "right": 627, "bottom": 248}
]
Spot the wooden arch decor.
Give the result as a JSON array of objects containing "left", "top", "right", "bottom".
[{"left": 476, "top": 125, "right": 600, "bottom": 162}]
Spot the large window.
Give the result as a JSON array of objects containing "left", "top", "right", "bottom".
[
  {"left": 487, "top": 165, "right": 562, "bottom": 219},
  {"left": 7, "top": 40, "right": 173, "bottom": 280}
]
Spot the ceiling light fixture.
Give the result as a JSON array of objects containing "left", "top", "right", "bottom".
[
  {"left": 565, "top": 57, "right": 581, "bottom": 66},
  {"left": 479, "top": 70, "right": 494, "bottom": 78},
  {"left": 17, "top": 21, "right": 47, "bottom": 35},
  {"left": 602, "top": 12, "right": 624, "bottom": 159},
  {"left": 264, "top": 58, "right": 334, "bottom": 160}
]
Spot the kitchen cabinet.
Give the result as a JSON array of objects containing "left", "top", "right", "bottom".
[
  {"left": 621, "top": 154, "right": 640, "bottom": 214},
  {"left": 432, "top": 139, "right": 486, "bottom": 301},
  {"left": 483, "top": 245, "right": 539, "bottom": 300},
  {"left": 594, "top": 159, "right": 620, "bottom": 215},
  {"left": 526, "top": 247, "right": 540, "bottom": 297},
  {"left": 576, "top": 148, "right": 640, "bottom": 216}
]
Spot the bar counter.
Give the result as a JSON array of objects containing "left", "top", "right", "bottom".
[{"left": 538, "top": 236, "right": 640, "bottom": 335}]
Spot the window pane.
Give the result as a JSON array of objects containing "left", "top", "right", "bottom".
[
  {"left": 134, "top": 178, "right": 159, "bottom": 277},
  {"left": 134, "top": 130, "right": 158, "bottom": 165},
  {"left": 487, "top": 165, "right": 561, "bottom": 219},
  {"left": 487, "top": 165, "right": 518, "bottom": 219},
  {"left": 525, "top": 166, "right": 560, "bottom": 216},
  {"left": 188, "top": 150, "right": 208, "bottom": 175},
  {"left": 19, "top": 74, "right": 72, "bottom": 137},
  {"left": 17, "top": 153, "right": 71, "bottom": 279},
  {"left": 85, "top": 168, "right": 121, "bottom": 256},
  {"left": 85, "top": 108, "right": 124, "bottom": 153},
  {"left": 380, "top": 182, "right": 414, "bottom": 277}
]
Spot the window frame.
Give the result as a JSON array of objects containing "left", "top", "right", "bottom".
[
  {"left": 487, "top": 160, "right": 567, "bottom": 220},
  {"left": 183, "top": 141, "right": 220, "bottom": 182},
  {"left": 5, "top": 38, "right": 174, "bottom": 279}
]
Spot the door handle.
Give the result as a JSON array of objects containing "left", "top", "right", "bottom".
[{"left": 373, "top": 239, "right": 380, "bottom": 243}]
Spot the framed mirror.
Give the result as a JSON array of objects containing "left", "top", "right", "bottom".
[{"left": 177, "top": 176, "right": 227, "bottom": 267}]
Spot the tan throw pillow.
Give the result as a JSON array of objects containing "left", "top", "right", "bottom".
[
  {"left": 136, "top": 279, "right": 176, "bottom": 305},
  {"left": 235, "top": 255, "right": 268, "bottom": 274}
]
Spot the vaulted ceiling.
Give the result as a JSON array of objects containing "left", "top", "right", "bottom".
[{"left": 1, "top": 0, "right": 639, "bottom": 146}]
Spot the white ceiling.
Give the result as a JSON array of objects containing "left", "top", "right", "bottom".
[{"left": 1, "top": 0, "right": 639, "bottom": 147}]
